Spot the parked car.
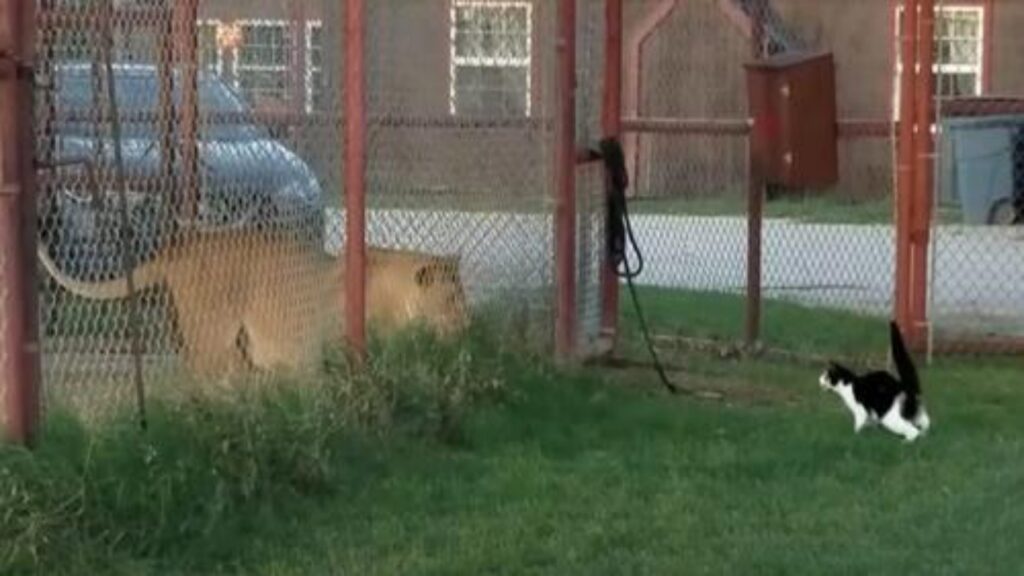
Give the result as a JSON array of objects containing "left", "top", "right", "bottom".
[{"left": 39, "top": 63, "right": 324, "bottom": 280}]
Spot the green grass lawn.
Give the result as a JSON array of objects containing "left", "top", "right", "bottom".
[
  {"left": 618, "top": 285, "right": 891, "bottom": 362},
  {"left": 62, "top": 356, "right": 1021, "bottom": 575},
  {"left": 4, "top": 292, "right": 1023, "bottom": 575}
]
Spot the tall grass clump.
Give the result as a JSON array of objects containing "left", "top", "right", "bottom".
[{"left": 0, "top": 316, "right": 520, "bottom": 575}]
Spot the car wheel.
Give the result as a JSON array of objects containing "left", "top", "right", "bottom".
[{"left": 988, "top": 198, "right": 1019, "bottom": 226}]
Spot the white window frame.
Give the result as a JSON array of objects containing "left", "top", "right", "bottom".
[
  {"left": 892, "top": 4, "right": 986, "bottom": 119},
  {"left": 196, "top": 19, "right": 223, "bottom": 77},
  {"left": 933, "top": 5, "right": 985, "bottom": 97},
  {"left": 448, "top": 0, "right": 533, "bottom": 117},
  {"left": 231, "top": 19, "right": 292, "bottom": 105},
  {"left": 305, "top": 20, "right": 323, "bottom": 113}
]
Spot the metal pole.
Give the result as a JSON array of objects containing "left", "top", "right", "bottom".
[
  {"left": 100, "top": 0, "right": 148, "bottom": 431},
  {"left": 555, "top": 0, "right": 578, "bottom": 363},
  {"left": 599, "top": 0, "right": 622, "bottom": 353},
  {"left": 745, "top": 0, "right": 766, "bottom": 347},
  {"left": 911, "top": 0, "right": 936, "bottom": 350},
  {"left": 173, "top": 0, "right": 199, "bottom": 224},
  {"left": 344, "top": 0, "right": 367, "bottom": 359},
  {"left": 0, "top": 0, "right": 41, "bottom": 446},
  {"left": 895, "top": 0, "right": 918, "bottom": 339},
  {"left": 158, "top": 12, "right": 175, "bottom": 195}
]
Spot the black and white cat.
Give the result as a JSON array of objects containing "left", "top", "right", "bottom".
[{"left": 819, "top": 321, "right": 931, "bottom": 442}]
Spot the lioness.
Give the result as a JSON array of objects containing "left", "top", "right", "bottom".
[{"left": 37, "top": 230, "right": 469, "bottom": 377}]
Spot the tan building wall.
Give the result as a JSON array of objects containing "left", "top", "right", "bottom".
[
  {"left": 189, "top": 0, "right": 1024, "bottom": 203},
  {"left": 775, "top": 0, "right": 895, "bottom": 200},
  {"left": 630, "top": 0, "right": 751, "bottom": 199},
  {"left": 197, "top": 0, "right": 558, "bottom": 202},
  {"left": 990, "top": 1, "right": 1024, "bottom": 95},
  {"left": 626, "top": 0, "right": 1024, "bottom": 202}
]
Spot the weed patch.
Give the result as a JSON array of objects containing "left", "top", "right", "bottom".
[{"left": 0, "top": 322, "right": 515, "bottom": 575}]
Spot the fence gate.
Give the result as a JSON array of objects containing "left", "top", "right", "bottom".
[{"left": 619, "top": 0, "right": 900, "bottom": 356}]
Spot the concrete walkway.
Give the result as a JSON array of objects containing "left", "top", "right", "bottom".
[{"left": 324, "top": 208, "right": 1024, "bottom": 334}]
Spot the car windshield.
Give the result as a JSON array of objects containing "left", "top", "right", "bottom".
[{"left": 55, "top": 65, "right": 268, "bottom": 142}]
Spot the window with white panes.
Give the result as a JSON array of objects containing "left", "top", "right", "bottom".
[
  {"left": 892, "top": 5, "right": 986, "bottom": 118},
  {"left": 306, "top": 21, "right": 324, "bottom": 112},
  {"left": 934, "top": 6, "right": 984, "bottom": 98},
  {"left": 197, "top": 20, "right": 221, "bottom": 75},
  {"left": 234, "top": 20, "right": 292, "bottom": 106},
  {"left": 449, "top": 1, "right": 532, "bottom": 117}
]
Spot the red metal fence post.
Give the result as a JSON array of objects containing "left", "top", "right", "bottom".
[
  {"left": 745, "top": 0, "right": 766, "bottom": 347},
  {"left": 158, "top": 12, "right": 175, "bottom": 191},
  {"left": 555, "top": 0, "right": 578, "bottom": 362},
  {"left": 911, "top": 0, "right": 935, "bottom": 349},
  {"left": 173, "top": 0, "right": 200, "bottom": 223},
  {"left": 344, "top": 0, "right": 367, "bottom": 359},
  {"left": 0, "top": 0, "right": 42, "bottom": 446},
  {"left": 599, "top": 0, "right": 622, "bottom": 351},
  {"left": 895, "top": 0, "right": 918, "bottom": 341}
]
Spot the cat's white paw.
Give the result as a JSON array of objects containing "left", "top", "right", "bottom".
[{"left": 914, "top": 409, "right": 931, "bottom": 434}]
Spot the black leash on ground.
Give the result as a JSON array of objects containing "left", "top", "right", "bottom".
[{"left": 594, "top": 138, "right": 717, "bottom": 399}]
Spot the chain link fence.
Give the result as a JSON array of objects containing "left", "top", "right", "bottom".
[
  {"left": 30, "top": 0, "right": 608, "bottom": 425},
  {"left": 930, "top": 0, "right": 1024, "bottom": 353},
  {"left": 14, "top": 0, "right": 1020, "bottom": 435},
  {"left": 576, "top": 0, "right": 609, "bottom": 356},
  {"left": 619, "top": 0, "right": 1024, "bottom": 359},
  {"left": 620, "top": 0, "right": 898, "bottom": 357},
  {"left": 621, "top": 0, "right": 755, "bottom": 348},
  {"left": 35, "top": 1, "right": 317, "bottom": 420},
  {"left": 760, "top": 1, "right": 895, "bottom": 323},
  {"left": 359, "top": 0, "right": 558, "bottom": 348}
]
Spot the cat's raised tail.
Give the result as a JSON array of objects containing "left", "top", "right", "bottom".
[{"left": 890, "top": 321, "right": 920, "bottom": 395}]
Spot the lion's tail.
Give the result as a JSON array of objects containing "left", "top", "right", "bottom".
[{"left": 37, "top": 245, "right": 165, "bottom": 300}]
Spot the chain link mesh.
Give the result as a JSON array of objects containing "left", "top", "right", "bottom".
[
  {"left": 576, "top": 0, "right": 608, "bottom": 356},
  {"left": 761, "top": 0, "right": 895, "bottom": 319},
  {"left": 37, "top": 0, "right": 176, "bottom": 421},
  {"left": 28, "top": 0, "right": 1021, "bottom": 426},
  {"left": 622, "top": 0, "right": 897, "bottom": 354},
  {"left": 930, "top": 0, "right": 1024, "bottom": 353},
  {"left": 360, "top": 0, "right": 557, "bottom": 349},
  {"left": 623, "top": 0, "right": 752, "bottom": 344},
  {"left": 33, "top": 0, "right": 607, "bottom": 422}
]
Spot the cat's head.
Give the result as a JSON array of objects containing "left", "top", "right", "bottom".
[{"left": 819, "top": 361, "right": 855, "bottom": 391}]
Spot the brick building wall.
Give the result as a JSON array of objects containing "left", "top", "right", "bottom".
[{"left": 50, "top": 0, "right": 1024, "bottom": 204}]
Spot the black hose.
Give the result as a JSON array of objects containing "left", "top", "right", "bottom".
[{"left": 598, "top": 137, "right": 695, "bottom": 397}]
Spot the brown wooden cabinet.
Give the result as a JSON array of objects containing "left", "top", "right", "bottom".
[{"left": 745, "top": 51, "right": 838, "bottom": 189}]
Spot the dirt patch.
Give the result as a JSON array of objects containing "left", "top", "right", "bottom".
[{"left": 598, "top": 363, "right": 804, "bottom": 408}]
